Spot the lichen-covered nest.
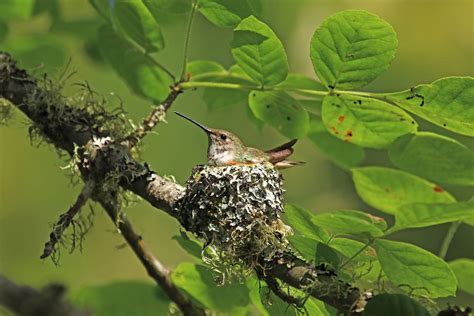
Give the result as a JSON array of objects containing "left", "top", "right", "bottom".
[{"left": 176, "top": 164, "right": 292, "bottom": 280}]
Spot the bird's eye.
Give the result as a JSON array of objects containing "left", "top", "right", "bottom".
[{"left": 220, "top": 134, "right": 227, "bottom": 141}]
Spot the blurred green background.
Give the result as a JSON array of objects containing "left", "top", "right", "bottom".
[{"left": 0, "top": 0, "right": 473, "bottom": 309}]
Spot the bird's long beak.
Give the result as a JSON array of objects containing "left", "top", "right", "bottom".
[{"left": 175, "top": 112, "right": 213, "bottom": 134}]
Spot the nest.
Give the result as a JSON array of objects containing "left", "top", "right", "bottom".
[{"left": 176, "top": 164, "right": 292, "bottom": 282}]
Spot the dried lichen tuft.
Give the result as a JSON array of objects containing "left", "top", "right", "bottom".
[{"left": 176, "top": 164, "right": 292, "bottom": 282}]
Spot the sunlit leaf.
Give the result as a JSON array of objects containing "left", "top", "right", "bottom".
[
  {"left": 375, "top": 239, "right": 457, "bottom": 298},
  {"left": 312, "top": 210, "right": 386, "bottom": 237},
  {"left": 322, "top": 94, "right": 417, "bottom": 148},
  {"left": 203, "top": 76, "right": 251, "bottom": 110},
  {"left": 385, "top": 77, "right": 474, "bottom": 136},
  {"left": 198, "top": 0, "right": 260, "bottom": 28},
  {"left": 113, "top": 0, "right": 164, "bottom": 52},
  {"left": 98, "top": 25, "right": 172, "bottom": 102},
  {"left": 388, "top": 132, "right": 474, "bottom": 186},
  {"left": 352, "top": 167, "right": 455, "bottom": 214},
  {"left": 0, "top": 0, "right": 35, "bottom": 20},
  {"left": 277, "top": 73, "right": 326, "bottom": 96},
  {"left": 231, "top": 16, "right": 288, "bottom": 86},
  {"left": 329, "top": 238, "right": 377, "bottom": 262},
  {"left": 187, "top": 60, "right": 226, "bottom": 80},
  {"left": 284, "top": 205, "right": 330, "bottom": 243},
  {"left": 449, "top": 259, "right": 474, "bottom": 295},
  {"left": 390, "top": 201, "right": 474, "bottom": 233},
  {"left": 172, "top": 263, "right": 250, "bottom": 314},
  {"left": 72, "top": 281, "right": 170, "bottom": 316},
  {"left": 308, "top": 117, "right": 365, "bottom": 169},
  {"left": 249, "top": 90, "right": 309, "bottom": 138},
  {"left": 310, "top": 10, "right": 397, "bottom": 89},
  {"left": 362, "top": 293, "right": 430, "bottom": 316}
]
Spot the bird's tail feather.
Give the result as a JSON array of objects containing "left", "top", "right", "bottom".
[{"left": 274, "top": 160, "right": 305, "bottom": 169}]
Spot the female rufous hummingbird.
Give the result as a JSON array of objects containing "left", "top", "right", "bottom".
[{"left": 175, "top": 112, "right": 304, "bottom": 169}]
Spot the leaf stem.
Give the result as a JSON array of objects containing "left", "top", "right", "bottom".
[
  {"left": 179, "top": 81, "right": 329, "bottom": 97},
  {"left": 438, "top": 221, "right": 461, "bottom": 259},
  {"left": 180, "top": 0, "right": 198, "bottom": 80},
  {"left": 339, "top": 238, "right": 374, "bottom": 270}
]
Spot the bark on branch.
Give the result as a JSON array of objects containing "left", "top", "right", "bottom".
[{"left": 0, "top": 51, "right": 369, "bottom": 315}]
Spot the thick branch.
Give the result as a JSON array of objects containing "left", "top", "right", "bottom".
[
  {"left": 123, "top": 84, "right": 182, "bottom": 148},
  {"left": 0, "top": 51, "right": 369, "bottom": 315}
]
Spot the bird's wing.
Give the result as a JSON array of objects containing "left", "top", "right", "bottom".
[
  {"left": 265, "top": 139, "right": 298, "bottom": 164},
  {"left": 265, "top": 139, "right": 297, "bottom": 153}
]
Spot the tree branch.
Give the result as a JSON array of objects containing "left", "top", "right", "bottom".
[
  {"left": 0, "top": 276, "right": 89, "bottom": 316},
  {"left": 0, "top": 51, "right": 370, "bottom": 315}
]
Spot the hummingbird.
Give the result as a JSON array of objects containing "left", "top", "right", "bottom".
[{"left": 175, "top": 112, "right": 304, "bottom": 169}]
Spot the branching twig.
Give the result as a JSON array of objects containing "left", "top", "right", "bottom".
[
  {"left": 40, "top": 180, "right": 95, "bottom": 260},
  {"left": 122, "top": 83, "right": 182, "bottom": 148}
]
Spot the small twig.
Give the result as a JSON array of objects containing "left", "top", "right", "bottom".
[
  {"left": 180, "top": 0, "right": 198, "bottom": 80},
  {"left": 122, "top": 84, "right": 182, "bottom": 148},
  {"left": 438, "top": 221, "right": 461, "bottom": 259},
  {"left": 40, "top": 180, "right": 95, "bottom": 260},
  {"left": 99, "top": 197, "right": 206, "bottom": 316}
]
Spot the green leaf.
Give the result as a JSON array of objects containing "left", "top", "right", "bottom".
[
  {"left": 284, "top": 205, "right": 330, "bottom": 242},
  {"left": 316, "top": 242, "right": 341, "bottom": 268},
  {"left": 203, "top": 76, "right": 251, "bottom": 110},
  {"left": 329, "top": 238, "right": 377, "bottom": 262},
  {"left": 277, "top": 73, "right": 326, "bottom": 96},
  {"left": 172, "top": 235, "right": 202, "bottom": 259},
  {"left": 198, "top": 0, "right": 260, "bottom": 28},
  {"left": 310, "top": 10, "right": 397, "bottom": 89},
  {"left": 352, "top": 167, "right": 455, "bottom": 215},
  {"left": 90, "top": 0, "right": 112, "bottom": 21},
  {"left": 362, "top": 293, "right": 430, "bottom": 316},
  {"left": 288, "top": 235, "right": 318, "bottom": 261},
  {"left": 388, "top": 132, "right": 474, "bottom": 186},
  {"left": 72, "top": 281, "right": 169, "bottom": 316},
  {"left": 172, "top": 263, "right": 250, "bottom": 314},
  {"left": 0, "top": 0, "right": 35, "bottom": 20},
  {"left": 385, "top": 77, "right": 474, "bottom": 136},
  {"left": 249, "top": 90, "right": 309, "bottom": 138},
  {"left": 187, "top": 60, "right": 226, "bottom": 80},
  {"left": 308, "top": 117, "right": 365, "bottom": 169},
  {"left": 312, "top": 210, "right": 386, "bottom": 237},
  {"left": 231, "top": 16, "right": 288, "bottom": 86},
  {"left": 143, "top": 0, "right": 191, "bottom": 17},
  {"left": 449, "top": 259, "right": 474, "bottom": 295},
  {"left": 98, "top": 25, "right": 172, "bottom": 102},
  {"left": 375, "top": 239, "right": 457, "bottom": 298},
  {"left": 391, "top": 201, "right": 474, "bottom": 233},
  {"left": 113, "top": 0, "right": 165, "bottom": 52},
  {"left": 322, "top": 94, "right": 417, "bottom": 148}
]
